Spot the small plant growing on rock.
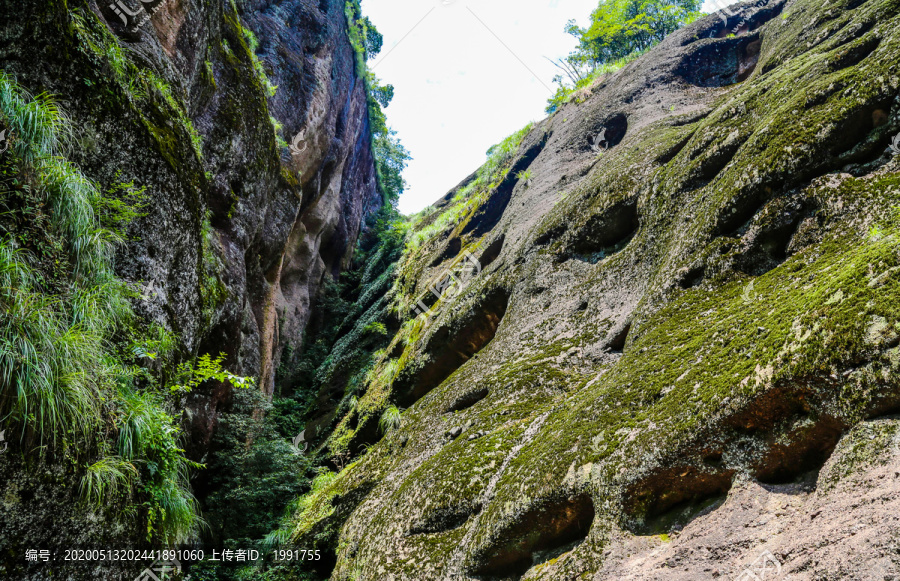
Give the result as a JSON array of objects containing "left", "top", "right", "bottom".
[
  {"left": 379, "top": 405, "right": 402, "bottom": 434},
  {"left": 516, "top": 169, "right": 533, "bottom": 187},
  {"left": 170, "top": 352, "right": 255, "bottom": 393}
]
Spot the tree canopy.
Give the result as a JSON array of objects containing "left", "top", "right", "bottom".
[{"left": 548, "top": 0, "right": 702, "bottom": 112}]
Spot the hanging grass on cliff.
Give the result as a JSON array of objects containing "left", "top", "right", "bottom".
[{"left": 0, "top": 73, "right": 251, "bottom": 545}]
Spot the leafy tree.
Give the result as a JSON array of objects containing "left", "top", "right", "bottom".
[
  {"left": 548, "top": 0, "right": 702, "bottom": 112},
  {"left": 361, "top": 16, "right": 383, "bottom": 60},
  {"left": 572, "top": 0, "right": 701, "bottom": 66}
]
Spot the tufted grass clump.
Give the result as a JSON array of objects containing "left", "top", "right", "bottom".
[
  {"left": 79, "top": 456, "right": 139, "bottom": 510},
  {"left": 378, "top": 405, "right": 402, "bottom": 435}
]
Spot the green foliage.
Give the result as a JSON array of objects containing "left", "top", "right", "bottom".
[
  {"left": 363, "top": 321, "right": 388, "bottom": 336},
  {"left": 265, "top": 468, "right": 338, "bottom": 546},
  {"left": 403, "top": 122, "right": 532, "bottom": 255},
  {"left": 547, "top": 0, "right": 701, "bottom": 112},
  {"left": 240, "top": 24, "right": 278, "bottom": 97},
  {"left": 97, "top": 171, "right": 149, "bottom": 241},
  {"left": 200, "top": 213, "right": 229, "bottom": 326},
  {"left": 575, "top": 0, "right": 701, "bottom": 62},
  {"left": 200, "top": 390, "right": 306, "bottom": 558},
  {"left": 115, "top": 387, "right": 204, "bottom": 544},
  {"left": 344, "top": 1, "right": 411, "bottom": 208},
  {"left": 79, "top": 456, "right": 139, "bottom": 509},
  {"left": 170, "top": 352, "right": 255, "bottom": 394},
  {"left": 546, "top": 50, "right": 646, "bottom": 113},
  {"left": 0, "top": 72, "right": 206, "bottom": 546},
  {"left": 0, "top": 73, "right": 127, "bottom": 448}
]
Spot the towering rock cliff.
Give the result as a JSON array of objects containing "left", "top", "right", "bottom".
[
  {"left": 280, "top": 0, "right": 900, "bottom": 578},
  {"left": 0, "top": 0, "right": 380, "bottom": 451},
  {"left": 0, "top": 0, "right": 379, "bottom": 574}
]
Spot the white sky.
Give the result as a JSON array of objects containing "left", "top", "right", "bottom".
[{"left": 363, "top": 0, "right": 721, "bottom": 214}]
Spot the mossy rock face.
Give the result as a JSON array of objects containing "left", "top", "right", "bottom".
[
  {"left": 0, "top": 0, "right": 379, "bottom": 570},
  {"left": 0, "top": 0, "right": 379, "bottom": 439},
  {"left": 288, "top": 0, "right": 900, "bottom": 578}
]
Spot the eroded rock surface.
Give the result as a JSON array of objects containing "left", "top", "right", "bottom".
[
  {"left": 0, "top": 0, "right": 378, "bottom": 573},
  {"left": 286, "top": 0, "right": 900, "bottom": 578}
]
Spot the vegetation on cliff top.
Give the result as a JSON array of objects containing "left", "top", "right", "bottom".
[{"left": 548, "top": 0, "right": 703, "bottom": 112}]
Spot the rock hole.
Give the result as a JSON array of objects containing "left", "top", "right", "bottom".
[
  {"left": 692, "top": 132, "right": 748, "bottom": 185},
  {"left": 431, "top": 237, "right": 462, "bottom": 268},
  {"left": 607, "top": 322, "right": 631, "bottom": 353},
  {"left": 703, "top": 450, "right": 724, "bottom": 468},
  {"left": 724, "top": 388, "right": 849, "bottom": 485},
  {"left": 629, "top": 486, "right": 729, "bottom": 537},
  {"left": 336, "top": 412, "right": 383, "bottom": 467},
  {"left": 479, "top": 235, "right": 505, "bottom": 269},
  {"left": 624, "top": 466, "right": 734, "bottom": 529},
  {"left": 656, "top": 133, "right": 693, "bottom": 165},
  {"left": 408, "top": 503, "right": 482, "bottom": 536},
  {"left": 445, "top": 388, "right": 489, "bottom": 414},
  {"left": 471, "top": 493, "right": 594, "bottom": 580},
  {"left": 831, "top": 99, "right": 893, "bottom": 159},
  {"left": 714, "top": 189, "right": 771, "bottom": 238},
  {"left": 736, "top": 198, "right": 815, "bottom": 276},
  {"left": 678, "top": 266, "right": 706, "bottom": 289},
  {"left": 676, "top": 35, "right": 762, "bottom": 87},
  {"left": 828, "top": 35, "right": 880, "bottom": 72},
  {"left": 570, "top": 198, "right": 639, "bottom": 263},
  {"left": 738, "top": 39, "right": 762, "bottom": 81},
  {"left": 534, "top": 223, "right": 567, "bottom": 246},
  {"left": 744, "top": 411, "right": 846, "bottom": 485},
  {"left": 395, "top": 288, "right": 511, "bottom": 408},
  {"left": 585, "top": 113, "right": 628, "bottom": 152}
]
